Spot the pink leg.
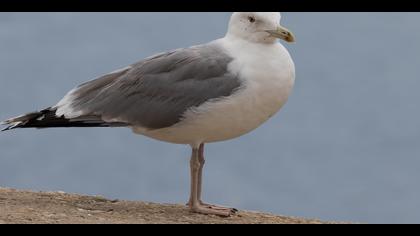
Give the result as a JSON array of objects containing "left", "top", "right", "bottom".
[{"left": 187, "top": 144, "right": 237, "bottom": 216}]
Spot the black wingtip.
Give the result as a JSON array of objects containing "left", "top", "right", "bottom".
[
  {"left": 1, "top": 108, "right": 128, "bottom": 131},
  {"left": 1, "top": 121, "right": 20, "bottom": 132},
  {"left": 1, "top": 121, "right": 9, "bottom": 131},
  {"left": 0, "top": 110, "right": 44, "bottom": 132},
  {"left": 1, "top": 125, "right": 12, "bottom": 132},
  {"left": 1, "top": 127, "right": 11, "bottom": 132}
]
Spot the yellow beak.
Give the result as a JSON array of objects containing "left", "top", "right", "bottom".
[{"left": 266, "top": 25, "right": 296, "bottom": 43}]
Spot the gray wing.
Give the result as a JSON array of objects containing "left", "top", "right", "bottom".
[{"left": 55, "top": 44, "right": 241, "bottom": 130}]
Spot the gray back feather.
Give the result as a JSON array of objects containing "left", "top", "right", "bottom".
[{"left": 67, "top": 44, "right": 241, "bottom": 129}]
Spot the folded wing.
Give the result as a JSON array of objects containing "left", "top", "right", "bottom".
[{"left": 54, "top": 44, "right": 242, "bottom": 130}]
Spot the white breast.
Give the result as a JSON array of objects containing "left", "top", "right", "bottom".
[{"left": 136, "top": 38, "right": 295, "bottom": 146}]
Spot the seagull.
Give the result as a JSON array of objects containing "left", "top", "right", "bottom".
[{"left": 1, "top": 12, "right": 296, "bottom": 217}]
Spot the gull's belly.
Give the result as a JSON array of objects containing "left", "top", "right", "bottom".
[{"left": 139, "top": 74, "right": 294, "bottom": 145}]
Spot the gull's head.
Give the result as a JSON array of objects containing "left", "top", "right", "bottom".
[{"left": 226, "top": 12, "right": 295, "bottom": 44}]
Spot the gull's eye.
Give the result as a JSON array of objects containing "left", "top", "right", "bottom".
[{"left": 248, "top": 16, "right": 256, "bottom": 23}]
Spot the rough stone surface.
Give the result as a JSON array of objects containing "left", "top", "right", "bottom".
[{"left": 0, "top": 187, "right": 343, "bottom": 224}]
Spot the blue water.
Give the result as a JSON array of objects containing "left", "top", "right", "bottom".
[{"left": 1, "top": 13, "right": 420, "bottom": 223}]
